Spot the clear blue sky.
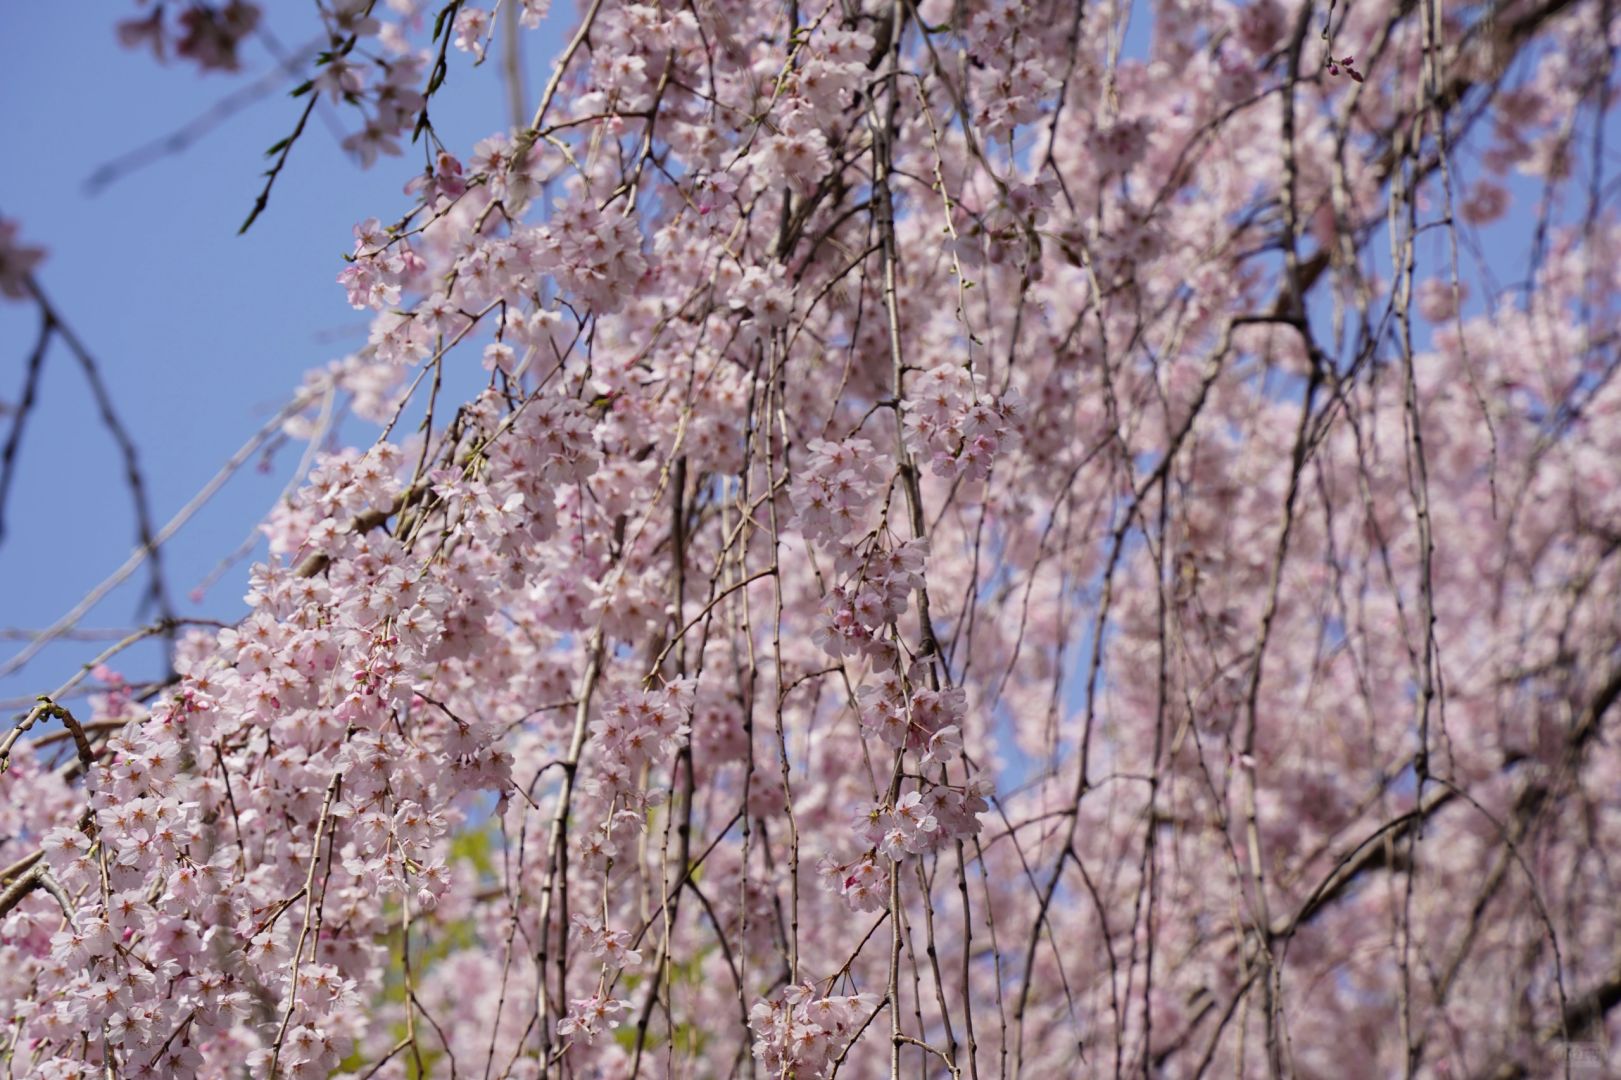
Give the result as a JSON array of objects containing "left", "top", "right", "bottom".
[{"left": 0, "top": 7, "right": 562, "bottom": 709}]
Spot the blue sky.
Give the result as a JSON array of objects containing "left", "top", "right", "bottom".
[{"left": 0, "top": 7, "right": 563, "bottom": 710}]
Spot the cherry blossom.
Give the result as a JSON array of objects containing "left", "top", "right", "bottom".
[{"left": 5, "top": 0, "right": 1621, "bottom": 1077}]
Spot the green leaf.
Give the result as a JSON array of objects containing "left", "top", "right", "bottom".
[{"left": 431, "top": 2, "right": 457, "bottom": 41}]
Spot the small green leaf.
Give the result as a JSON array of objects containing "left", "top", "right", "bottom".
[{"left": 431, "top": 1, "right": 457, "bottom": 40}]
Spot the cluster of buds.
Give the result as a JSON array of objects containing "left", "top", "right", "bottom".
[{"left": 1326, "top": 54, "right": 1365, "bottom": 82}]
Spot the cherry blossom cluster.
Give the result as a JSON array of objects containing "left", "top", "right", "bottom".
[
  {"left": 117, "top": 0, "right": 434, "bottom": 171},
  {"left": 7, "top": 0, "right": 1621, "bottom": 1076},
  {"left": 855, "top": 668, "right": 963, "bottom": 756},
  {"left": 555, "top": 993, "right": 632, "bottom": 1044},
  {"left": 117, "top": 1, "right": 262, "bottom": 73},
  {"left": 585, "top": 679, "right": 695, "bottom": 803},
  {"left": 568, "top": 914, "right": 642, "bottom": 970},
  {"left": 816, "top": 850, "right": 888, "bottom": 913},
  {"left": 747, "top": 986, "right": 876, "bottom": 1080},
  {"left": 791, "top": 437, "right": 890, "bottom": 547},
  {"left": 852, "top": 778, "right": 989, "bottom": 861},
  {"left": 901, "top": 363, "right": 1024, "bottom": 481},
  {"left": 811, "top": 540, "right": 928, "bottom": 662},
  {"left": 960, "top": 3, "right": 1061, "bottom": 135},
  {"left": 338, "top": 218, "right": 426, "bottom": 311}
]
